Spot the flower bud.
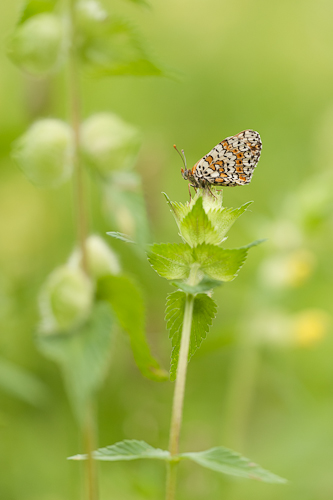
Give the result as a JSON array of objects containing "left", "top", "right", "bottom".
[
  {"left": 80, "top": 113, "right": 141, "bottom": 176},
  {"left": 39, "top": 266, "right": 93, "bottom": 334},
  {"left": 76, "top": 0, "right": 108, "bottom": 37},
  {"left": 12, "top": 119, "right": 74, "bottom": 187},
  {"left": 69, "top": 235, "right": 121, "bottom": 278},
  {"left": 8, "top": 13, "right": 65, "bottom": 76}
]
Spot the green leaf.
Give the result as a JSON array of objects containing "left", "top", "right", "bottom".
[
  {"left": 125, "top": 0, "right": 150, "bottom": 7},
  {"left": 37, "top": 302, "right": 113, "bottom": 424},
  {"left": 179, "top": 197, "right": 222, "bottom": 247},
  {"left": 171, "top": 276, "right": 222, "bottom": 294},
  {"left": 106, "top": 232, "right": 135, "bottom": 244},
  {"left": 0, "top": 357, "right": 48, "bottom": 407},
  {"left": 207, "top": 201, "right": 253, "bottom": 241},
  {"left": 148, "top": 243, "right": 193, "bottom": 280},
  {"left": 180, "top": 447, "right": 287, "bottom": 483},
  {"left": 194, "top": 244, "right": 248, "bottom": 282},
  {"left": 91, "top": 58, "right": 164, "bottom": 77},
  {"left": 69, "top": 439, "right": 170, "bottom": 461},
  {"left": 19, "top": 0, "right": 57, "bottom": 24},
  {"left": 104, "top": 172, "right": 151, "bottom": 254},
  {"left": 77, "top": 17, "right": 166, "bottom": 77},
  {"left": 165, "top": 291, "right": 217, "bottom": 380},
  {"left": 163, "top": 192, "right": 192, "bottom": 224},
  {"left": 97, "top": 275, "right": 168, "bottom": 381}
]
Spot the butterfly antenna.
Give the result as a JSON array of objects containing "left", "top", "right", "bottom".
[{"left": 173, "top": 144, "right": 187, "bottom": 170}]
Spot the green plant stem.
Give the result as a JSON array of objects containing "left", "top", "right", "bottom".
[
  {"left": 166, "top": 293, "right": 194, "bottom": 500},
  {"left": 83, "top": 403, "right": 98, "bottom": 500},
  {"left": 222, "top": 340, "right": 259, "bottom": 452},
  {"left": 67, "top": 2, "right": 96, "bottom": 499},
  {"left": 68, "top": 0, "right": 88, "bottom": 273}
]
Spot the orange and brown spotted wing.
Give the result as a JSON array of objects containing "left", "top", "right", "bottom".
[{"left": 191, "top": 130, "right": 262, "bottom": 186}]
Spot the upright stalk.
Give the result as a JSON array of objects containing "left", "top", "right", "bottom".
[
  {"left": 166, "top": 294, "right": 194, "bottom": 500},
  {"left": 68, "top": 0, "right": 88, "bottom": 272},
  {"left": 83, "top": 404, "right": 98, "bottom": 500},
  {"left": 68, "top": 2, "right": 96, "bottom": 499}
]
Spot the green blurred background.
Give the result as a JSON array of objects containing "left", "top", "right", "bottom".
[{"left": 1, "top": 0, "right": 333, "bottom": 498}]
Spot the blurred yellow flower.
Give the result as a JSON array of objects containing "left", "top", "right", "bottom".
[
  {"left": 259, "top": 248, "right": 316, "bottom": 289},
  {"left": 292, "top": 310, "right": 331, "bottom": 347},
  {"left": 246, "top": 308, "right": 330, "bottom": 348}
]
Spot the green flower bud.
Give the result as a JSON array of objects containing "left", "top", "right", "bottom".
[
  {"left": 69, "top": 235, "right": 121, "bottom": 278},
  {"left": 8, "top": 13, "right": 66, "bottom": 77},
  {"left": 76, "top": 0, "right": 108, "bottom": 37},
  {"left": 80, "top": 113, "right": 141, "bottom": 176},
  {"left": 12, "top": 119, "right": 74, "bottom": 187},
  {"left": 39, "top": 266, "right": 94, "bottom": 334}
]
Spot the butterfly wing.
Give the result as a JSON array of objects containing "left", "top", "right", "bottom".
[{"left": 192, "top": 130, "right": 262, "bottom": 186}]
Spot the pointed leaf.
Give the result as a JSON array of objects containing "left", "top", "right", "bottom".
[
  {"left": 148, "top": 243, "right": 193, "bottom": 280},
  {"left": 207, "top": 201, "right": 253, "bottom": 241},
  {"left": 78, "top": 17, "right": 166, "bottom": 78},
  {"left": 179, "top": 197, "right": 222, "bottom": 247},
  {"left": 97, "top": 275, "right": 167, "bottom": 381},
  {"left": 19, "top": 0, "right": 57, "bottom": 24},
  {"left": 165, "top": 291, "right": 217, "bottom": 380},
  {"left": 37, "top": 302, "right": 113, "bottom": 424},
  {"left": 69, "top": 439, "right": 170, "bottom": 461},
  {"left": 106, "top": 232, "right": 135, "bottom": 244},
  {"left": 163, "top": 192, "right": 192, "bottom": 224},
  {"left": 125, "top": 0, "right": 150, "bottom": 7},
  {"left": 0, "top": 357, "right": 48, "bottom": 407},
  {"left": 181, "top": 447, "right": 287, "bottom": 483},
  {"left": 194, "top": 244, "right": 248, "bottom": 282}
]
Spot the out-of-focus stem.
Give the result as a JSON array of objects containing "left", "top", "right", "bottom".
[
  {"left": 166, "top": 294, "right": 194, "bottom": 500},
  {"left": 68, "top": 0, "right": 88, "bottom": 272},
  {"left": 83, "top": 404, "right": 98, "bottom": 500},
  {"left": 222, "top": 340, "right": 259, "bottom": 452},
  {"left": 67, "top": 2, "right": 96, "bottom": 499}
]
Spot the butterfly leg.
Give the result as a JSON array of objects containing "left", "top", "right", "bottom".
[
  {"left": 187, "top": 183, "right": 192, "bottom": 200},
  {"left": 207, "top": 184, "right": 216, "bottom": 199}
]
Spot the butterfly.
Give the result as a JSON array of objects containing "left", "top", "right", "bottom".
[{"left": 175, "top": 130, "right": 262, "bottom": 191}]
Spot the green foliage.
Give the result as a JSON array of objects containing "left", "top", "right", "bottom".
[
  {"left": 165, "top": 291, "right": 217, "bottom": 380},
  {"left": 10, "top": 0, "right": 166, "bottom": 79},
  {"left": 171, "top": 276, "right": 222, "bottom": 294},
  {"left": 164, "top": 192, "right": 252, "bottom": 247},
  {"left": 207, "top": 201, "right": 253, "bottom": 241},
  {"left": 193, "top": 244, "right": 250, "bottom": 282},
  {"left": 106, "top": 231, "right": 135, "bottom": 244},
  {"left": 148, "top": 191, "right": 263, "bottom": 380},
  {"left": 148, "top": 242, "right": 258, "bottom": 284},
  {"left": 18, "top": 0, "right": 58, "bottom": 24},
  {"left": 76, "top": 11, "right": 165, "bottom": 77},
  {"left": 103, "top": 171, "right": 151, "bottom": 251},
  {"left": 37, "top": 302, "right": 113, "bottom": 424},
  {"left": 97, "top": 275, "right": 168, "bottom": 381},
  {"left": 179, "top": 196, "right": 223, "bottom": 246},
  {"left": 0, "top": 357, "right": 48, "bottom": 407},
  {"left": 125, "top": 0, "right": 150, "bottom": 7},
  {"left": 69, "top": 439, "right": 286, "bottom": 484},
  {"left": 148, "top": 243, "right": 193, "bottom": 280},
  {"left": 180, "top": 447, "right": 287, "bottom": 483},
  {"left": 69, "top": 439, "right": 170, "bottom": 461}
]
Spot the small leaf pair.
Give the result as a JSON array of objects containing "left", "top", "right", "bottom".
[{"left": 69, "top": 439, "right": 286, "bottom": 484}]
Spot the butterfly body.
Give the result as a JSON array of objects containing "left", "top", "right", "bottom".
[{"left": 181, "top": 130, "right": 262, "bottom": 188}]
